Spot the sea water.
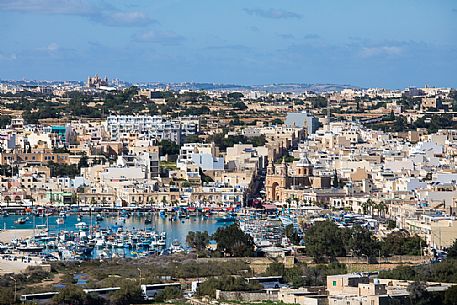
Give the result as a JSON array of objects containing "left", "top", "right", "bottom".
[{"left": 1, "top": 213, "right": 228, "bottom": 247}]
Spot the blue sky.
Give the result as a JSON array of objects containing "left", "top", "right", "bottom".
[{"left": 0, "top": 0, "right": 456, "bottom": 88}]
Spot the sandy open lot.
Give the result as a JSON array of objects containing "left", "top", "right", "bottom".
[
  {"left": 0, "top": 258, "right": 37, "bottom": 274},
  {"left": 0, "top": 229, "right": 44, "bottom": 274},
  {"left": 0, "top": 229, "right": 36, "bottom": 243}
]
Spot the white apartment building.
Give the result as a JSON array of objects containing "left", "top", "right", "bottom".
[
  {"left": 106, "top": 115, "right": 199, "bottom": 145},
  {"left": 177, "top": 143, "right": 224, "bottom": 171}
]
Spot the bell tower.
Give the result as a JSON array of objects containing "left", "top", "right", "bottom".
[
  {"left": 266, "top": 157, "right": 288, "bottom": 202},
  {"left": 267, "top": 159, "right": 275, "bottom": 176}
]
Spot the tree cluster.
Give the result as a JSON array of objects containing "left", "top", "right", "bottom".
[
  {"left": 369, "top": 113, "right": 457, "bottom": 134},
  {"left": 186, "top": 231, "right": 210, "bottom": 253},
  {"left": 48, "top": 161, "right": 80, "bottom": 178},
  {"left": 0, "top": 115, "right": 11, "bottom": 129},
  {"left": 263, "top": 262, "right": 347, "bottom": 288},
  {"left": 187, "top": 224, "right": 255, "bottom": 257},
  {"left": 207, "top": 133, "right": 266, "bottom": 151},
  {"left": 303, "top": 221, "right": 423, "bottom": 262},
  {"left": 285, "top": 224, "right": 301, "bottom": 245},
  {"left": 158, "top": 140, "right": 180, "bottom": 156}
]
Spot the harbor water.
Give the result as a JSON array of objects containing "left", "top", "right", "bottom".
[{"left": 1, "top": 213, "right": 230, "bottom": 249}]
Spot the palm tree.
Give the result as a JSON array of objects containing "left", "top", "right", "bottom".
[
  {"left": 4, "top": 196, "right": 11, "bottom": 207},
  {"left": 376, "top": 202, "right": 387, "bottom": 218},
  {"left": 286, "top": 198, "right": 292, "bottom": 209},
  {"left": 361, "top": 201, "right": 368, "bottom": 215},
  {"left": 161, "top": 197, "right": 168, "bottom": 207},
  {"left": 149, "top": 198, "right": 155, "bottom": 209},
  {"left": 365, "top": 198, "right": 375, "bottom": 216},
  {"left": 293, "top": 197, "right": 299, "bottom": 208}
]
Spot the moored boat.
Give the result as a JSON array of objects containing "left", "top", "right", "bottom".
[
  {"left": 75, "top": 222, "right": 89, "bottom": 231},
  {"left": 216, "top": 215, "right": 236, "bottom": 223},
  {"left": 15, "top": 217, "right": 27, "bottom": 225}
]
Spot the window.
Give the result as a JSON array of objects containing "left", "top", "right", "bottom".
[{"left": 332, "top": 281, "right": 337, "bottom": 287}]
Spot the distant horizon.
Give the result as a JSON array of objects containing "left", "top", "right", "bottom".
[
  {"left": 1, "top": 0, "right": 455, "bottom": 89},
  {"left": 0, "top": 77, "right": 452, "bottom": 91}
]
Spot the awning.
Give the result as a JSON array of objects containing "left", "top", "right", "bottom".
[{"left": 262, "top": 204, "right": 278, "bottom": 210}]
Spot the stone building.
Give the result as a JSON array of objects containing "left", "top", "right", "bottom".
[{"left": 265, "top": 153, "right": 314, "bottom": 202}]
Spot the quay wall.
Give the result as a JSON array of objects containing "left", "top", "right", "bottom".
[{"left": 197, "top": 255, "right": 429, "bottom": 274}]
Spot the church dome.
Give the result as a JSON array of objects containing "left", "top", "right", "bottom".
[{"left": 297, "top": 152, "right": 311, "bottom": 167}]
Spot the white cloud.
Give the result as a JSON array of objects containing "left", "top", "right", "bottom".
[
  {"left": 95, "top": 11, "right": 157, "bottom": 27},
  {"left": 0, "top": 52, "right": 17, "bottom": 60},
  {"left": 0, "top": 0, "right": 95, "bottom": 15},
  {"left": 0, "top": 0, "right": 156, "bottom": 27},
  {"left": 47, "top": 42, "right": 59, "bottom": 52},
  {"left": 360, "top": 46, "right": 403, "bottom": 58},
  {"left": 133, "top": 30, "right": 185, "bottom": 45},
  {"left": 244, "top": 8, "right": 301, "bottom": 19}
]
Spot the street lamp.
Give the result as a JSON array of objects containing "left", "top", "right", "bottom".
[
  {"left": 9, "top": 276, "right": 17, "bottom": 302},
  {"left": 137, "top": 267, "right": 142, "bottom": 286}
]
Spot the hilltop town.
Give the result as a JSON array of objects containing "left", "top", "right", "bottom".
[{"left": 1, "top": 77, "right": 457, "bottom": 304}]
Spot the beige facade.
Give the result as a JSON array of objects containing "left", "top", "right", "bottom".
[
  {"left": 0, "top": 152, "right": 71, "bottom": 166},
  {"left": 405, "top": 216, "right": 457, "bottom": 249},
  {"left": 278, "top": 288, "right": 327, "bottom": 305},
  {"left": 327, "top": 274, "right": 409, "bottom": 305}
]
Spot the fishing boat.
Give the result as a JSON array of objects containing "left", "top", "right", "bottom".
[
  {"left": 75, "top": 222, "right": 89, "bottom": 231},
  {"left": 95, "top": 238, "right": 105, "bottom": 248},
  {"left": 99, "top": 250, "right": 110, "bottom": 259},
  {"left": 169, "top": 240, "right": 185, "bottom": 253},
  {"left": 157, "top": 232, "right": 166, "bottom": 247},
  {"left": 0, "top": 243, "right": 9, "bottom": 253},
  {"left": 15, "top": 217, "right": 27, "bottom": 224},
  {"left": 46, "top": 241, "right": 58, "bottom": 249},
  {"left": 17, "top": 241, "right": 44, "bottom": 253},
  {"left": 216, "top": 215, "right": 236, "bottom": 223},
  {"left": 96, "top": 214, "right": 104, "bottom": 221},
  {"left": 137, "top": 240, "right": 151, "bottom": 248},
  {"left": 75, "top": 243, "right": 93, "bottom": 257},
  {"left": 279, "top": 216, "right": 294, "bottom": 226},
  {"left": 114, "top": 240, "right": 124, "bottom": 248}
]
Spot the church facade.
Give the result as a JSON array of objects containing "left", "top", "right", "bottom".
[{"left": 265, "top": 153, "right": 331, "bottom": 203}]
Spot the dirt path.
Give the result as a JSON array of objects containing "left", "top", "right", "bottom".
[{"left": 28, "top": 273, "right": 64, "bottom": 288}]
